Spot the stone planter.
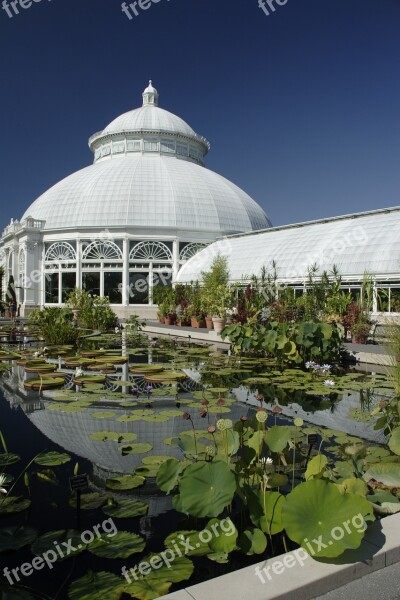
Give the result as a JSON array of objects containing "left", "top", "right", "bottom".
[{"left": 212, "top": 317, "right": 226, "bottom": 334}]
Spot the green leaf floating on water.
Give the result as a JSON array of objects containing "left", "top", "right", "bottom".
[
  {"left": 0, "top": 453, "right": 20, "bottom": 466},
  {"left": 119, "top": 443, "right": 153, "bottom": 456},
  {"left": 88, "top": 531, "right": 145, "bottom": 558},
  {"left": 164, "top": 530, "right": 210, "bottom": 556},
  {"left": 282, "top": 479, "right": 374, "bottom": 558},
  {"left": 68, "top": 571, "right": 125, "bottom": 600},
  {"left": 0, "top": 526, "right": 38, "bottom": 552},
  {"left": 0, "top": 497, "right": 31, "bottom": 516},
  {"left": 106, "top": 475, "right": 145, "bottom": 491},
  {"left": 207, "top": 518, "right": 238, "bottom": 553},
  {"left": 34, "top": 452, "right": 71, "bottom": 466},
  {"left": 31, "top": 529, "right": 85, "bottom": 560},
  {"left": 102, "top": 498, "right": 148, "bottom": 519},
  {"left": 69, "top": 492, "right": 110, "bottom": 510},
  {"left": 177, "top": 461, "right": 236, "bottom": 518},
  {"left": 89, "top": 431, "right": 137, "bottom": 443},
  {"left": 123, "top": 579, "right": 172, "bottom": 600}
]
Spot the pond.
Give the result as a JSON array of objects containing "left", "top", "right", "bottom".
[{"left": 0, "top": 331, "right": 397, "bottom": 599}]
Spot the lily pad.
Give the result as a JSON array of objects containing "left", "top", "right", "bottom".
[
  {"left": 34, "top": 451, "right": 71, "bottom": 466},
  {"left": 363, "top": 463, "right": 400, "bottom": 488},
  {"left": 89, "top": 431, "right": 137, "bottom": 443},
  {"left": 102, "top": 498, "right": 148, "bottom": 519},
  {"left": 238, "top": 528, "right": 267, "bottom": 555},
  {"left": 68, "top": 571, "right": 125, "bottom": 600},
  {"left": 106, "top": 475, "right": 145, "bottom": 490},
  {"left": 88, "top": 531, "right": 145, "bottom": 558},
  {"left": 119, "top": 443, "right": 153, "bottom": 456},
  {"left": 0, "top": 497, "right": 31, "bottom": 515},
  {"left": 69, "top": 492, "right": 110, "bottom": 510},
  {"left": 0, "top": 526, "right": 38, "bottom": 552},
  {"left": 31, "top": 529, "right": 85, "bottom": 560}
]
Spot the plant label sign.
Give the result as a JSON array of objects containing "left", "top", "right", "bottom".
[
  {"left": 69, "top": 474, "right": 89, "bottom": 491},
  {"left": 307, "top": 434, "right": 318, "bottom": 446}
]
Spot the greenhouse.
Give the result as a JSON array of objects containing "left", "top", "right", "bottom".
[
  {"left": 0, "top": 82, "right": 270, "bottom": 318},
  {"left": 176, "top": 206, "right": 400, "bottom": 315}
]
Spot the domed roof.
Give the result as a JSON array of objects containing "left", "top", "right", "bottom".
[
  {"left": 102, "top": 105, "right": 198, "bottom": 139},
  {"left": 20, "top": 82, "right": 271, "bottom": 233},
  {"left": 21, "top": 155, "right": 271, "bottom": 232}
]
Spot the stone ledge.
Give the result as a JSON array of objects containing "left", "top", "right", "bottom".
[{"left": 157, "top": 514, "right": 400, "bottom": 600}]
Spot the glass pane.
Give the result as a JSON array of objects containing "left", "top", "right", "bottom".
[
  {"left": 377, "top": 289, "right": 389, "bottom": 312},
  {"left": 82, "top": 272, "right": 100, "bottom": 297},
  {"left": 61, "top": 272, "right": 77, "bottom": 303},
  {"left": 45, "top": 273, "right": 59, "bottom": 304},
  {"left": 129, "top": 272, "right": 149, "bottom": 305},
  {"left": 390, "top": 289, "right": 400, "bottom": 313},
  {"left": 104, "top": 272, "right": 122, "bottom": 304}
]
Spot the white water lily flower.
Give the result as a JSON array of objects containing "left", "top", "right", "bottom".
[
  {"left": 324, "top": 379, "right": 335, "bottom": 387},
  {"left": 0, "top": 474, "right": 8, "bottom": 495},
  {"left": 259, "top": 457, "right": 273, "bottom": 464}
]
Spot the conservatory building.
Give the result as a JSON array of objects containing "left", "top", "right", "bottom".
[{"left": 0, "top": 82, "right": 271, "bottom": 318}]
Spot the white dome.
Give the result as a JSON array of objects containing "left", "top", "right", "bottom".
[
  {"left": 102, "top": 105, "right": 197, "bottom": 139},
  {"left": 21, "top": 155, "right": 271, "bottom": 232}
]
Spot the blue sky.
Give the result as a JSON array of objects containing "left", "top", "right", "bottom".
[{"left": 0, "top": 0, "right": 399, "bottom": 228}]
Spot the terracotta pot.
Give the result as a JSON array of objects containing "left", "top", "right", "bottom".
[
  {"left": 191, "top": 316, "right": 200, "bottom": 328},
  {"left": 205, "top": 316, "right": 214, "bottom": 329},
  {"left": 165, "top": 315, "right": 176, "bottom": 326},
  {"left": 212, "top": 317, "right": 226, "bottom": 334}
]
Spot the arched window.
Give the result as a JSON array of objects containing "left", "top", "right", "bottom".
[
  {"left": 82, "top": 240, "right": 123, "bottom": 260},
  {"left": 129, "top": 241, "right": 172, "bottom": 262},
  {"left": 180, "top": 243, "right": 207, "bottom": 261},
  {"left": 45, "top": 242, "right": 76, "bottom": 262}
]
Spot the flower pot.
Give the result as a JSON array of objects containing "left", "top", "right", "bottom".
[
  {"left": 191, "top": 316, "right": 200, "bottom": 328},
  {"left": 352, "top": 335, "right": 367, "bottom": 344},
  {"left": 205, "top": 316, "right": 214, "bottom": 329},
  {"left": 212, "top": 317, "right": 226, "bottom": 334},
  {"left": 165, "top": 315, "right": 176, "bottom": 326}
]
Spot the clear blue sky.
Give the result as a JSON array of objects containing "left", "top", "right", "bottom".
[{"left": 0, "top": 0, "right": 399, "bottom": 228}]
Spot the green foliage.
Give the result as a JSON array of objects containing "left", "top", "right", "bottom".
[
  {"left": 66, "top": 288, "right": 118, "bottom": 331},
  {"left": 29, "top": 307, "right": 79, "bottom": 345},
  {"left": 222, "top": 320, "right": 341, "bottom": 365}
]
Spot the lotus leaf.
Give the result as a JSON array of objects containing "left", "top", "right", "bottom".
[
  {"left": 156, "top": 458, "right": 186, "bottom": 493},
  {"left": 238, "top": 528, "right": 267, "bottom": 555},
  {"left": 177, "top": 461, "right": 236, "bottom": 518},
  {"left": 68, "top": 571, "right": 125, "bottom": 600},
  {"left": 123, "top": 579, "right": 172, "bottom": 600},
  {"left": 206, "top": 518, "right": 238, "bottom": 553},
  {"left": 265, "top": 426, "right": 293, "bottom": 453},
  {"left": 0, "top": 526, "right": 37, "bottom": 552},
  {"left": 0, "top": 496, "right": 31, "bottom": 516},
  {"left": 34, "top": 451, "right": 71, "bottom": 466},
  {"left": 0, "top": 453, "right": 20, "bottom": 466},
  {"left": 305, "top": 455, "right": 328, "bottom": 480},
  {"left": 388, "top": 427, "right": 400, "bottom": 456},
  {"left": 337, "top": 478, "right": 368, "bottom": 497},
  {"left": 363, "top": 463, "right": 400, "bottom": 487},
  {"left": 102, "top": 498, "right": 148, "bottom": 519},
  {"left": 32, "top": 529, "right": 85, "bottom": 559},
  {"left": 164, "top": 530, "right": 210, "bottom": 556},
  {"left": 88, "top": 531, "right": 145, "bottom": 558},
  {"left": 69, "top": 492, "right": 110, "bottom": 510},
  {"left": 119, "top": 443, "right": 153, "bottom": 456},
  {"left": 106, "top": 475, "right": 145, "bottom": 490},
  {"left": 282, "top": 479, "right": 374, "bottom": 557}
]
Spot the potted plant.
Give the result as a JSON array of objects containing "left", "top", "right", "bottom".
[{"left": 351, "top": 320, "right": 372, "bottom": 344}]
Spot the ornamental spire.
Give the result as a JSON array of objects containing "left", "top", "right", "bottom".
[{"left": 142, "top": 80, "right": 159, "bottom": 106}]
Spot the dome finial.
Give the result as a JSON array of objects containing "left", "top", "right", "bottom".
[{"left": 142, "top": 80, "right": 158, "bottom": 107}]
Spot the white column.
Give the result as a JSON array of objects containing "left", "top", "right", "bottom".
[
  {"left": 122, "top": 238, "right": 129, "bottom": 307},
  {"left": 76, "top": 239, "right": 82, "bottom": 289},
  {"left": 172, "top": 239, "right": 179, "bottom": 282}
]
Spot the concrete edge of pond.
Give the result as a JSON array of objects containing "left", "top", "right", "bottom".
[{"left": 156, "top": 513, "right": 400, "bottom": 600}]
